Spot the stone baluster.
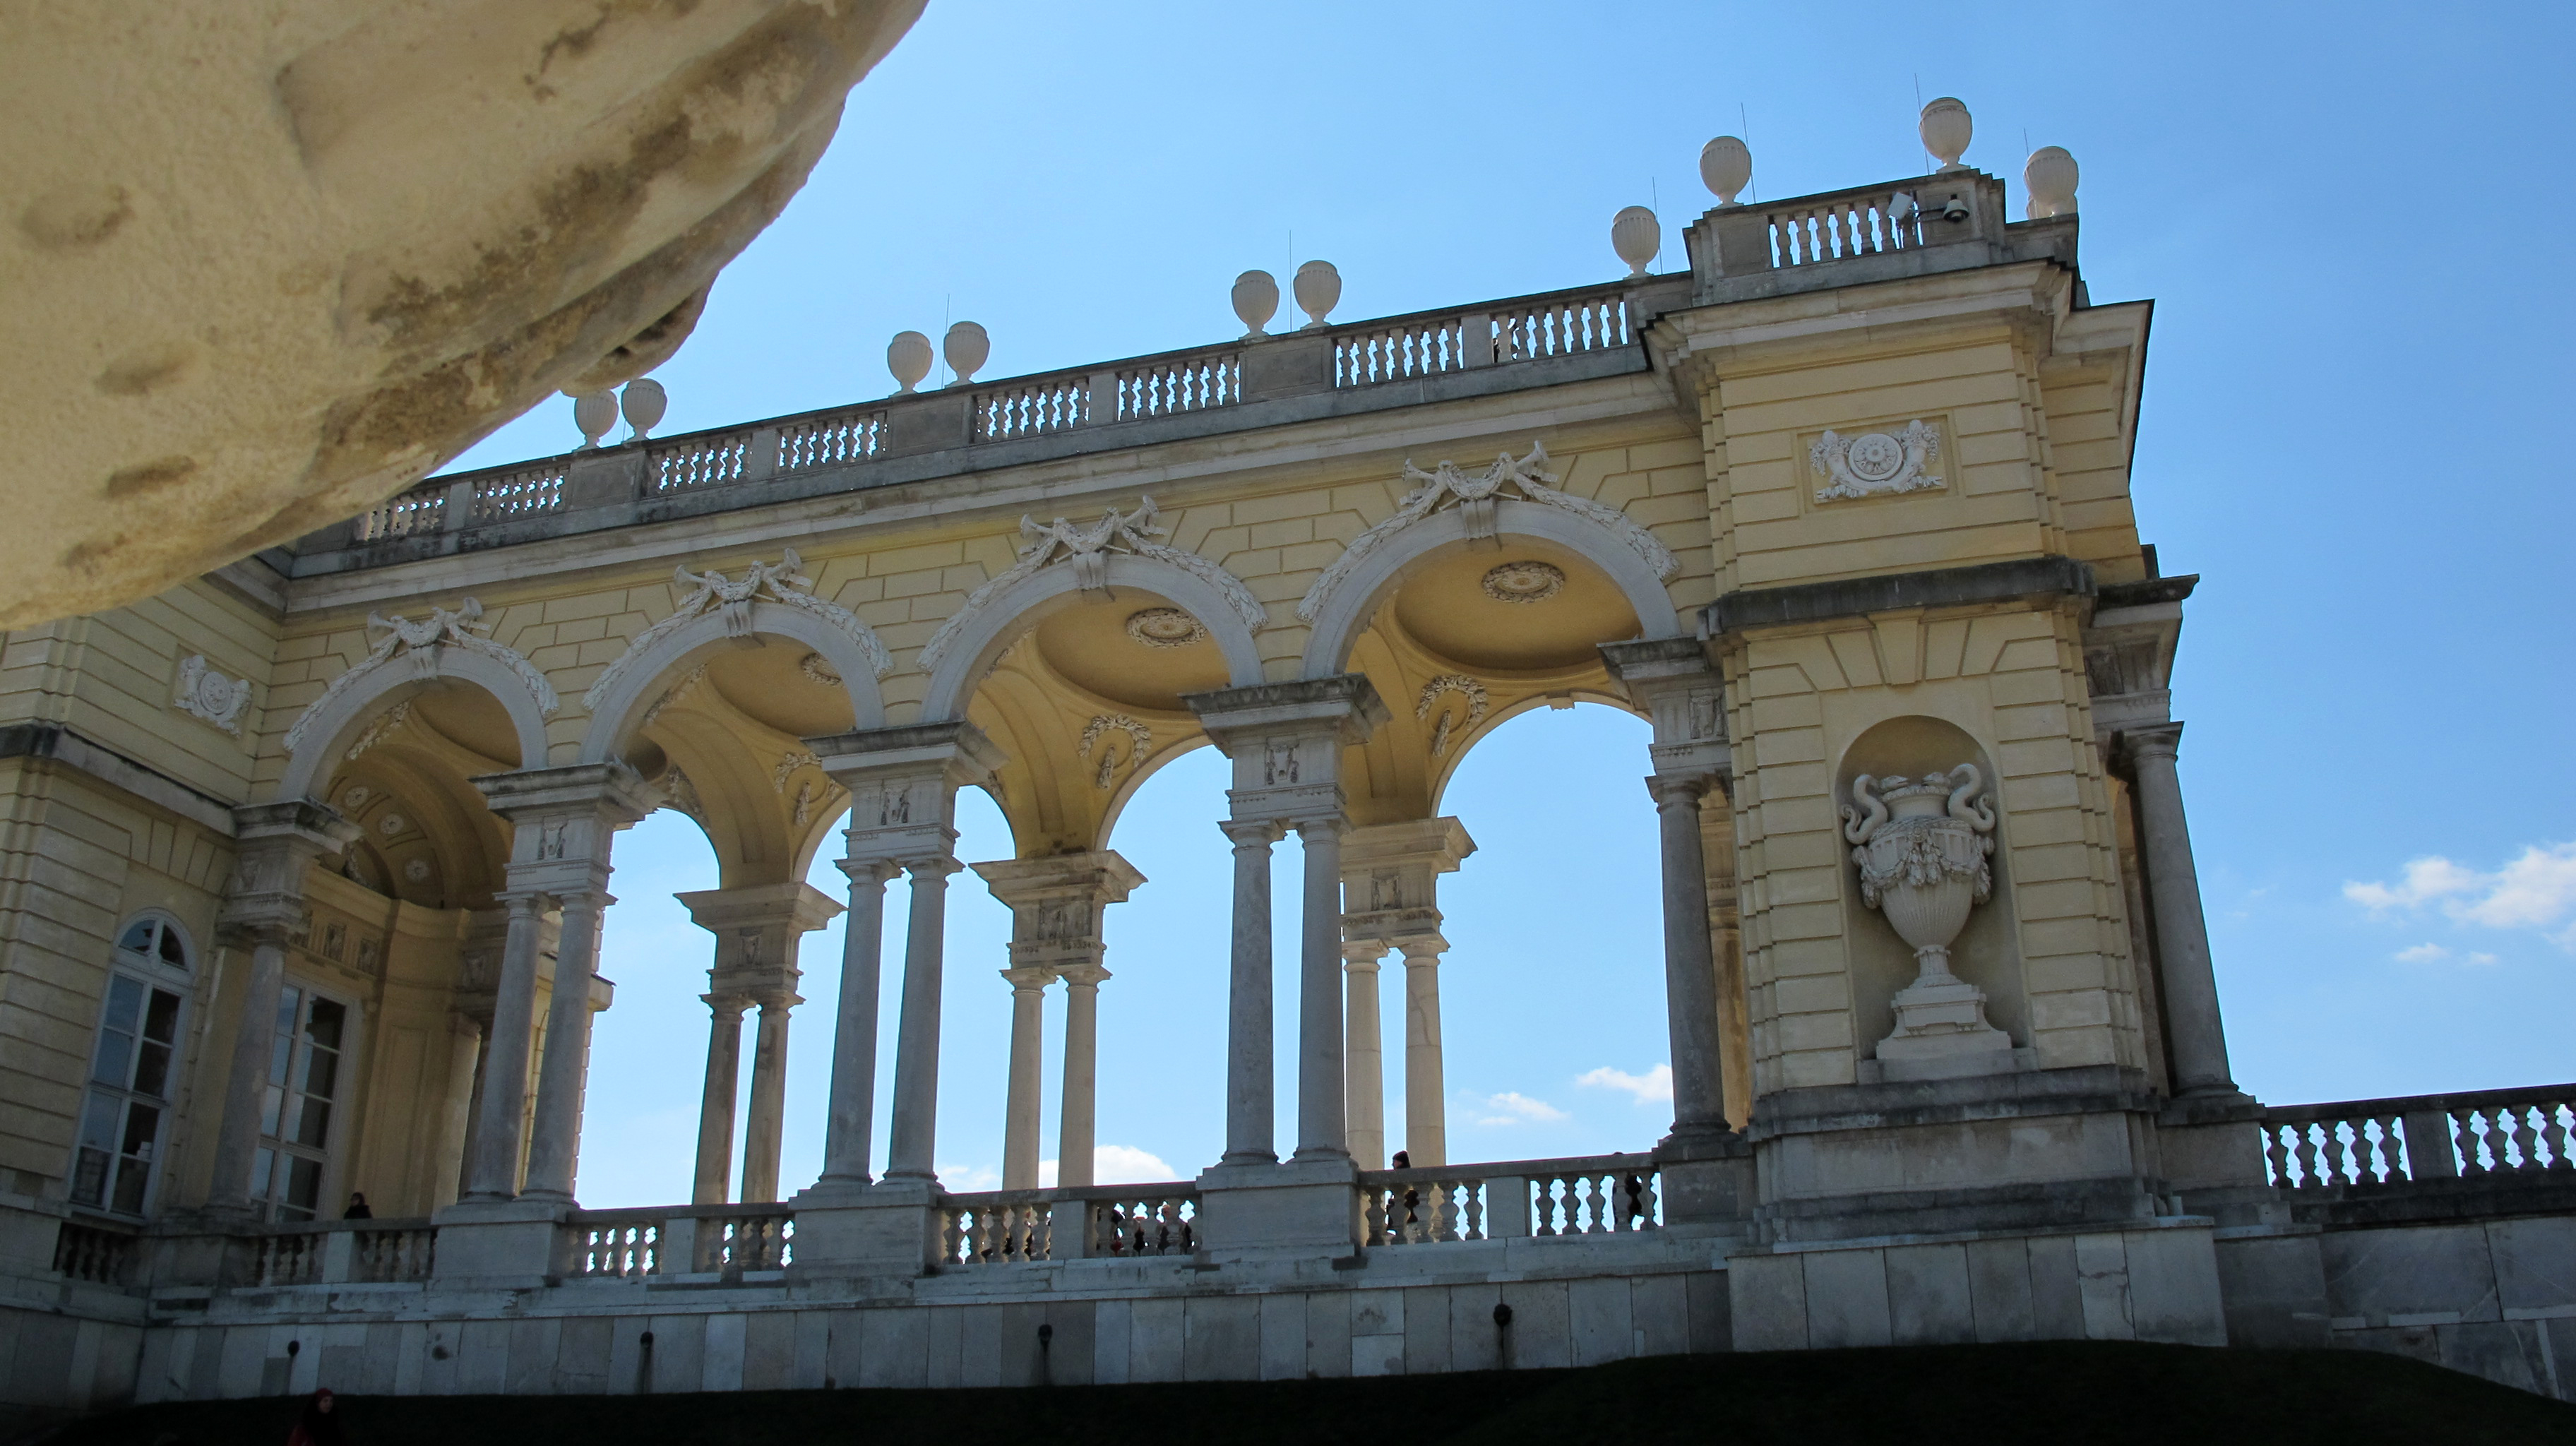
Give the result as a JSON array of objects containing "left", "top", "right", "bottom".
[
  {"left": 971, "top": 852, "right": 1143, "bottom": 1191},
  {"left": 206, "top": 801, "right": 361, "bottom": 1214},
  {"left": 473, "top": 764, "right": 652, "bottom": 1208},
  {"left": 2121, "top": 722, "right": 2242, "bottom": 1099}
]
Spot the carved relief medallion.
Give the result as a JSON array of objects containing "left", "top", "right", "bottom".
[
  {"left": 173, "top": 655, "right": 253, "bottom": 734},
  {"left": 1480, "top": 560, "right": 1566, "bottom": 604},
  {"left": 1811, "top": 419, "right": 1943, "bottom": 503},
  {"left": 1124, "top": 607, "right": 1208, "bottom": 648}
]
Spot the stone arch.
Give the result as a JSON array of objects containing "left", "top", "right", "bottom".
[
  {"left": 1298, "top": 499, "right": 1683, "bottom": 679},
  {"left": 278, "top": 650, "right": 550, "bottom": 801},
  {"left": 1092, "top": 733, "right": 1217, "bottom": 852},
  {"left": 1423, "top": 686, "right": 1635, "bottom": 812},
  {"left": 919, "top": 552, "right": 1265, "bottom": 722},
  {"left": 578, "top": 601, "right": 888, "bottom": 763}
]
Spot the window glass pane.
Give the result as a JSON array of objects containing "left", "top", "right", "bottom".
[
  {"left": 143, "top": 988, "right": 181, "bottom": 1044},
  {"left": 260, "top": 1082, "right": 285, "bottom": 1137},
  {"left": 285, "top": 1156, "right": 323, "bottom": 1215},
  {"left": 157, "top": 925, "right": 188, "bottom": 969},
  {"left": 267, "top": 1024, "right": 295, "bottom": 1087},
  {"left": 119, "top": 1101, "right": 160, "bottom": 1156},
  {"left": 131, "top": 1039, "right": 172, "bottom": 1099},
  {"left": 100, "top": 973, "right": 144, "bottom": 1032},
  {"left": 71, "top": 1147, "right": 109, "bottom": 1207},
  {"left": 78, "top": 1093, "right": 119, "bottom": 1149},
  {"left": 252, "top": 1147, "right": 276, "bottom": 1200},
  {"left": 302, "top": 1044, "right": 338, "bottom": 1103},
  {"left": 294, "top": 1096, "right": 333, "bottom": 1149},
  {"left": 91, "top": 1026, "right": 134, "bottom": 1088},
  {"left": 111, "top": 1154, "right": 150, "bottom": 1214},
  {"left": 306, "top": 998, "right": 346, "bottom": 1051},
  {"left": 117, "top": 920, "right": 155, "bottom": 955}
]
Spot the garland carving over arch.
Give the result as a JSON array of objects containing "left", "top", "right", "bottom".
[
  {"left": 1294, "top": 443, "right": 1677, "bottom": 625},
  {"left": 283, "top": 598, "right": 556, "bottom": 755},
  {"left": 581, "top": 549, "right": 890, "bottom": 715}
]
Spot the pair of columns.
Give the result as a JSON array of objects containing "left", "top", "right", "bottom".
[
  {"left": 678, "top": 884, "right": 844, "bottom": 1204},
  {"left": 1340, "top": 818, "right": 1475, "bottom": 1169},
  {"left": 974, "top": 854, "right": 1145, "bottom": 1190}
]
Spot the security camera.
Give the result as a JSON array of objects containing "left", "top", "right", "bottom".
[{"left": 1940, "top": 193, "right": 1969, "bottom": 222}]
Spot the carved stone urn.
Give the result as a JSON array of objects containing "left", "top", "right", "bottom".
[{"left": 1842, "top": 763, "right": 2016, "bottom": 1078}]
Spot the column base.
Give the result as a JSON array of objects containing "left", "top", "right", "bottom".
[
  {"left": 429, "top": 1197, "right": 568, "bottom": 1287},
  {"left": 787, "top": 1179, "right": 942, "bottom": 1280},
  {"left": 1193, "top": 1157, "right": 1360, "bottom": 1259}
]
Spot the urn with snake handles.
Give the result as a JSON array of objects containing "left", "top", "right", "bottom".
[{"left": 1840, "top": 764, "right": 1998, "bottom": 990}]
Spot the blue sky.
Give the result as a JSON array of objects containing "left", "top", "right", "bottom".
[{"left": 437, "top": 2, "right": 2576, "bottom": 1205}]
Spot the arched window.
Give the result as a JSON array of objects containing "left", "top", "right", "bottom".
[
  {"left": 249, "top": 983, "right": 353, "bottom": 1221},
  {"left": 71, "top": 915, "right": 193, "bottom": 1217}
]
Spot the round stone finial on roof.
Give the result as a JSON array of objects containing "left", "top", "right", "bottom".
[
  {"left": 571, "top": 391, "right": 617, "bottom": 448},
  {"left": 887, "top": 330, "right": 934, "bottom": 395},
  {"left": 618, "top": 378, "right": 667, "bottom": 441},
  {"left": 1611, "top": 206, "right": 1660, "bottom": 278},
  {"left": 943, "top": 321, "right": 989, "bottom": 388},
  {"left": 1919, "top": 97, "right": 1973, "bottom": 172},
  {"left": 1233, "top": 270, "right": 1280, "bottom": 340},
  {"left": 1294, "top": 261, "right": 1341, "bottom": 330},
  {"left": 1700, "top": 136, "right": 1753, "bottom": 205},
  {"left": 2025, "top": 146, "right": 2080, "bottom": 218}
]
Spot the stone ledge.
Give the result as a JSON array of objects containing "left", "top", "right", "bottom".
[
  {"left": 1703, "top": 555, "right": 2095, "bottom": 639},
  {"left": 1744, "top": 1064, "right": 2159, "bottom": 1140}
]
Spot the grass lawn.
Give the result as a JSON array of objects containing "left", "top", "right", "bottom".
[{"left": 31, "top": 1341, "right": 2576, "bottom": 1446}]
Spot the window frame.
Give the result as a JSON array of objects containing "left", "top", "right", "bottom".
[
  {"left": 70, "top": 912, "right": 195, "bottom": 1220},
  {"left": 249, "top": 977, "right": 362, "bottom": 1224}
]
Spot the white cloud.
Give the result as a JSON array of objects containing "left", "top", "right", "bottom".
[
  {"left": 2466, "top": 952, "right": 2500, "bottom": 967},
  {"left": 1467, "top": 1091, "right": 1568, "bottom": 1126},
  {"left": 2345, "top": 842, "right": 2576, "bottom": 948},
  {"left": 938, "top": 1162, "right": 1001, "bottom": 1192},
  {"left": 1033, "top": 1145, "right": 1178, "bottom": 1188},
  {"left": 2393, "top": 943, "right": 2450, "bottom": 963},
  {"left": 1576, "top": 1063, "right": 1674, "bottom": 1107}
]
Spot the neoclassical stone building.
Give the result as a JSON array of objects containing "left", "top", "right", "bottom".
[{"left": 1, "top": 107, "right": 2569, "bottom": 1422}]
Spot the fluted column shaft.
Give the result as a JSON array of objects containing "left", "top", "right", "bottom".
[
  {"left": 884, "top": 857, "right": 960, "bottom": 1183},
  {"left": 1222, "top": 821, "right": 1282, "bottom": 1165},
  {"left": 523, "top": 889, "right": 612, "bottom": 1201},
  {"left": 1294, "top": 818, "right": 1349, "bottom": 1163},
  {"left": 1057, "top": 967, "right": 1106, "bottom": 1188},
  {"left": 692, "top": 995, "right": 750, "bottom": 1204},
  {"left": 819, "top": 862, "right": 895, "bottom": 1188},
  {"left": 1000, "top": 967, "right": 1051, "bottom": 1190},
  {"left": 2126, "top": 723, "right": 2237, "bottom": 1096},
  {"left": 1402, "top": 947, "right": 1448, "bottom": 1168},
  {"left": 1649, "top": 775, "right": 1731, "bottom": 1145},
  {"left": 463, "top": 895, "right": 549, "bottom": 1199},
  {"left": 1343, "top": 950, "right": 1387, "bottom": 1169},
  {"left": 205, "top": 931, "right": 291, "bottom": 1213},
  {"left": 739, "top": 995, "right": 794, "bottom": 1202},
  {"left": 429, "top": 1017, "right": 482, "bottom": 1212}
]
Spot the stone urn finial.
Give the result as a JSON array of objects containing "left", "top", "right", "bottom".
[
  {"left": 571, "top": 391, "right": 617, "bottom": 448},
  {"left": 1843, "top": 763, "right": 2015, "bottom": 1077},
  {"left": 887, "top": 330, "right": 934, "bottom": 395},
  {"left": 618, "top": 378, "right": 667, "bottom": 441},
  {"left": 1293, "top": 261, "right": 1341, "bottom": 330},
  {"left": 1919, "top": 97, "right": 1973, "bottom": 172},
  {"left": 2025, "top": 146, "right": 2080, "bottom": 218},
  {"left": 1611, "top": 206, "right": 1660, "bottom": 278},
  {"left": 1232, "top": 270, "right": 1280, "bottom": 340},
  {"left": 1700, "top": 136, "right": 1752, "bottom": 205},
  {"left": 942, "top": 321, "right": 989, "bottom": 388}
]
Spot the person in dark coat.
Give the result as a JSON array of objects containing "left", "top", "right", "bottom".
[
  {"left": 286, "top": 1387, "right": 344, "bottom": 1446},
  {"left": 342, "top": 1193, "right": 371, "bottom": 1220}
]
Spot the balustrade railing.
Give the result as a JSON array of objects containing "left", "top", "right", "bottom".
[
  {"left": 651, "top": 431, "right": 752, "bottom": 493},
  {"left": 2262, "top": 1086, "right": 2576, "bottom": 1190},
  {"left": 1083, "top": 1188, "right": 1198, "bottom": 1257},
  {"left": 251, "top": 1229, "right": 325, "bottom": 1286},
  {"left": 927, "top": 1183, "right": 1201, "bottom": 1265},
  {"left": 568, "top": 1213, "right": 663, "bottom": 1279},
  {"left": 53, "top": 1219, "right": 138, "bottom": 1285},
  {"left": 564, "top": 1206, "right": 792, "bottom": 1278},
  {"left": 350, "top": 1225, "right": 437, "bottom": 1282},
  {"left": 1767, "top": 186, "right": 1931, "bottom": 268},
  {"left": 972, "top": 376, "right": 1090, "bottom": 441},
  {"left": 244, "top": 1219, "right": 438, "bottom": 1286},
  {"left": 698, "top": 1210, "right": 794, "bottom": 1272},
  {"left": 938, "top": 1193, "right": 1053, "bottom": 1265},
  {"left": 1335, "top": 313, "right": 1485, "bottom": 386},
  {"left": 1493, "top": 292, "right": 1629, "bottom": 362},
  {"left": 352, "top": 488, "right": 447, "bottom": 543},
  {"left": 777, "top": 412, "right": 884, "bottom": 472},
  {"left": 469, "top": 462, "right": 566, "bottom": 522},
  {"left": 1529, "top": 1156, "right": 1662, "bottom": 1234},
  {"left": 1362, "top": 1171, "right": 1487, "bottom": 1245},
  {"left": 1113, "top": 352, "right": 1240, "bottom": 419}
]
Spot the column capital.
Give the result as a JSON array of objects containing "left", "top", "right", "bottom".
[
  {"left": 219, "top": 799, "right": 362, "bottom": 936},
  {"left": 1186, "top": 674, "right": 1388, "bottom": 827},
  {"left": 974, "top": 849, "right": 1145, "bottom": 977},
  {"left": 999, "top": 965, "right": 1056, "bottom": 992},
  {"left": 475, "top": 761, "right": 655, "bottom": 898},
  {"left": 1221, "top": 818, "right": 1285, "bottom": 849},
  {"left": 1340, "top": 943, "right": 1389, "bottom": 969},
  {"left": 701, "top": 991, "right": 755, "bottom": 1018},
  {"left": 1645, "top": 772, "right": 1715, "bottom": 808},
  {"left": 1601, "top": 639, "right": 1731, "bottom": 782},
  {"left": 751, "top": 988, "right": 803, "bottom": 1012},
  {"left": 2119, "top": 719, "right": 2186, "bottom": 766},
  {"left": 809, "top": 720, "right": 1006, "bottom": 866},
  {"left": 1057, "top": 963, "right": 1111, "bottom": 988}
]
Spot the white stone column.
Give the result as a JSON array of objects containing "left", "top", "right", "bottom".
[
  {"left": 739, "top": 990, "right": 798, "bottom": 1202},
  {"left": 1401, "top": 944, "right": 1449, "bottom": 1169},
  {"left": 1340, "top": 818, "right": 1474, "bottom": 1170},
  {"left": 691, "top": 994, "right": 749, "bottom": 1204},
  {"left": 883, "top": 855, "right": 960, "bottom": 1184},
  {"left": 206, "top": 801, "right": 358, "bottom": 1214},
  {"left": 522, "top": 886, "right": 612, "bottom": 1202},
  {"left": 817, "top": 860, "right": 896, "bottom": 1190},
  {"left": 1342, "top": 946, "right": 1388, "bottom": 1169},
  {"left": 972, "top": 852, "right": 1144, "bottom": 1191},
  {"left": 429, "top": 1014, "right": 482, "bottom": 1211},
  {"left": 1649, "top": 774, "right": 1733, "bottom": 1145},
  {"left": 1056, "top": 964, "right": 1107, "bottom": 1188},
  {"left": 999, "top": 967, "right": 1051, "bottom": 1190},
  {"left": 2124, "top": 722, "right": 2238, "bottom": 1097},
  {"left": 1293, "top": 817, "right": 1349, "bottom": 1163},
  {"left": 463, "top": 895, "right": 547, "bottom": 1200},
  {"left": 1220, "top": 820, "right": 1282, "bottom": 1166}
]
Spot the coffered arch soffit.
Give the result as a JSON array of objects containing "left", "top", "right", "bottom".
[
  {"left": 278, "top": 631, "right": 552, "bottom": 802},
  {"left": 919, "top": 547, "right": 1264, "bottom": 723},
  {"left": 579, "top": 598, "right": 888, "bottom": 765}
]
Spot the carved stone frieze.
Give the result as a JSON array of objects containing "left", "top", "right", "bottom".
[
  {"left": 283, "top": 597, "right": 557, "bottom": 755},
  {"left": 1077, "top": 714, "right": 1152, "bottom": 789},
  {"left": 581, "top": 549, "right": 890, "bottom": 715},
  {"left": 1414, "top": 675, "right": 1489, "bottom": 758}
]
